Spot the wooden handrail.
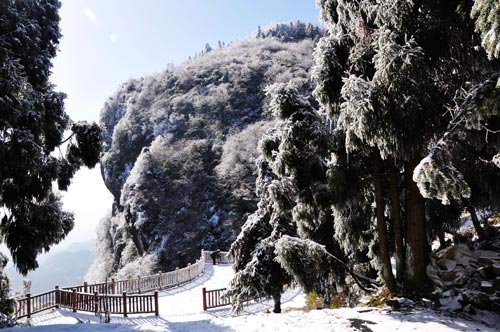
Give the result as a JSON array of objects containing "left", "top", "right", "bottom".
[
  {"left": 202, "top": 287, "right": 231, "bottom": 311},
  {"left": 15, "top": 250, "right": 210, "bottom": 319}
]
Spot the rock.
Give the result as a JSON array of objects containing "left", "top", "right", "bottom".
[
  {"left": 494, "top": 277, "right": 500, "bottom": 291},
  {"left": 463, "top": 304, "right": 476, "bottom": 315},
  {"left": 439, "top": 294, "right": 463, "bottom": 311},
  {"left": 477, "top": 267, "right": 489, "bottom": 279},
  {"left": 437, "top": 258, "right": 457, "bottom": 271},
  {"left": 493, "top": 263, "right": 500, "bottom": 276},
  {"left": 462, "top": 290, "right": 493, "bottom": 310},
  {"left": 386, "top": 299, "right": 400, "bottom": 310},
  {"left": 397, "top": 297, "right": 415, "bottom": 306},
  {"left": 478, "top": 256, "right": 500, "bottom": 265},
  {"left": 481, "top": 281, "right": 495, "bottom": 294}
]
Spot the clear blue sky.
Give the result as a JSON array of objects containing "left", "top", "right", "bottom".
[{"left": 50, "top": 0, "right": 321, "bottom": 246}]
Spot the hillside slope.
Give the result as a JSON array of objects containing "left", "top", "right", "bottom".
[{"left": 88, "top": 22, "right": 322, "bottom": 280}]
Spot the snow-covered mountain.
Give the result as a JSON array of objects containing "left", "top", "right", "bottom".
[{"left": 88, "top": 22, "right": 323, "bottom": 281}]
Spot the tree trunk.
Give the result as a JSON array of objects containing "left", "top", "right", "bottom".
[
  {"left": 403, "top": 157, "right": 428, "bottom": 290},
  {"left": 388, "top": 160, "right": 405, "bottom": 283},
  {"left": 467, "top": 206, "right": 484, "bottom": 241},
  {"left": 437, "top": 228, "right": 446, "bottom": 249},
  {"left": 272, "top": 293, "right": 281, "bottom": 313},
  {"left": 373, "top": 154, "right": 397, "bottom": 292}
]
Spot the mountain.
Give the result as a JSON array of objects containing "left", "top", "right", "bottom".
[
  {"left": 6, "top": 240, "right": 95, "bottom": 295},
  {"left": 87, "top": 22, "right": 323, "bottom": 281}
]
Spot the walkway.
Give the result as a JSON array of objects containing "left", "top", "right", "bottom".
[{"left": 28, "top": 264, "right": 305, "bottom": 327}]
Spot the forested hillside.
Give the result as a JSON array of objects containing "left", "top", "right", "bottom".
[{"left": 87, "top": 22, "right": 323, "bottom": 280}]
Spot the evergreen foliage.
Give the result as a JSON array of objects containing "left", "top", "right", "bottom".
[
  {"left": 312, "top": 0, "right": 500, "bottom": 290},
  {"left": 229, "top": 83, "right": 349, "bottom": 310},
  {"left": 472, "top": 0, "right": 500, "bottom": 60},
  {"left": 256, "top": 21, "right": 323, "bottom": 42},
  {"left": 227, "top": 153, "right": 293, "bottom": 313},
  {"left": 0, "top": 0, "right": 102, "bottom": 277}
]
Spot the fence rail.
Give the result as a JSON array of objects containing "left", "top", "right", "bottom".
[
  {"left": 202, "top": 287, "right": 231, "bottom": 310},
  {"left": 60, "top": 255, "right": 205, "bottom": 296},
  {"left": 16, "top": 291, "right": 57, "bottom": 319},
  {"left": 57, "top": 289, "right": 158, "bottom": 317},
  {"left": 15, "top": 251, "right": 209, "bottom": 319}
]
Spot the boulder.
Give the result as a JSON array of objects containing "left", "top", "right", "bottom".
[
  {"left": 493, "top": 263, "right": 500, "bottom": 276},
  {"left": 494, "top": 277, "right": 500, "bottom": 291},
  {"left": 461, "top": 290, "right": 492, "bottom": 310},
  {"left": 481, "top": 280, "right": 495, "bottom": 294}
]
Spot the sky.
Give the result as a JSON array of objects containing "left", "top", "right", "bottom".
[{"left": 49, "top": 0, "right": 321, "bottom": 249}]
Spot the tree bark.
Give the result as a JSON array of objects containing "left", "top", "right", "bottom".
[
  {"left": 272, "top": 293, "right": 281, "bottom": 313},
  {"left": 388, "top": 160, "right": 405, "bottom": 283},
  {"left": 433, "top": 218, "right": 447, "bottom": 249},
  {"left": 467, "top": 206, "right": 484, "bottom": 241},
  {"left": 403, "top": 157, "right": 428, "bottom": 290},
  {"left": 373, "top": 154, "right": 397, "bottom": 292}
]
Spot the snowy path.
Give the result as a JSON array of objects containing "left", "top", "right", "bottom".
[{"left": 4, "top": 264, "right": 499, "bottom": 332}]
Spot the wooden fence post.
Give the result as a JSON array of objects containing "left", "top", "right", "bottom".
[
  {"left": 84, "top": 282, "right": 88, "bottom": 293},
  {"left": 72, "top": 289, "right": 77, "bottom": 312},
  {"left": 94, "top": 292, "right": 99, "bottom": 313},
  {"left": 111, "top": 278, "right": 116, "bottom": 294},
  {"left": 188, "top": 263, "right": 191, "bottom": 279},
  {"left": 137, "top": 276, "right": 141, "bottom": 294},
  {"left": 26, "top": 293, "right": 31, "bottom": 318},
  {"left": 175, "top": 267, "right": 179, "bottom": 285},
  {"left": 122, "top": 292, "right": 128, "bottom": 317},
  {"left": 55, "top": 286, "right": 60, "bottom": 308},
  {"left": 154, "top": 290, "right": 159, "bottom": 316},
  {"left": 202, "top": 288, "right": 207, "bottom": 311},
  {"left": 159, "top": 271, "right": 163, "bottom": 289}
]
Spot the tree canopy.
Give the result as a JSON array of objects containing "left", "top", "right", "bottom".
[{"left": 0, "top": 0, "right": 102, "bottom": 275}]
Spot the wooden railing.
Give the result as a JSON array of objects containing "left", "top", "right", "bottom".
[
  {"left": 57, "top": 289, "right": 159, "bottom": 317},
  {"left": 202, "top": 250, "right": 235, "bottom": 264},
  {"left": 202, "top": 287, "right": 231, "bottom": 310},
  {"left": 61, "top": 255, "right": 206, "bottom": 295},
  {"left": 16, "top": 288, "right": 159, "bottom": 319},
  {"left": 15, "top": 251, "right": 208, "bottom": 319},
  {"left": 16, "top": 291, "right": 57, "bottom": 319}
]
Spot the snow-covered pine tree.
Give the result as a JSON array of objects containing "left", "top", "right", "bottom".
[
  {"left": 0, "top": 0, "right": 102, "bottom": 279},
  {"left": 264, "top": 83, "right": 349, "bottom": 300},
  {"left": 227, "top": 154, "right": 294, "bottom": 313},
  {"left": 230, "top": 83, "right": 372, "bottom": 308},
  {"left": 312, "top": 0, "right": 500, "bottom": 290},
  {"left": 472, "top": 0, "right": 500, "bottom": 60},
  {"left": 228, "top": 82, "right": 350, "bottom": 311}
]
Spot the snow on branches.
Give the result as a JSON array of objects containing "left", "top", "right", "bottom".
[{"left": 413, "top": 140, "right": 471, "bottom": 205}]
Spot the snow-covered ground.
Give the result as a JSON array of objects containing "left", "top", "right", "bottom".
[{"left": 4, "top": 264, "right": 498, "bottom": 332}]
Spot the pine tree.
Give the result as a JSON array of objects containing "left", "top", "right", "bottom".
[
  {"left": 227, "top": 154, "right": 294, "bottom": 313},
  {"left": 204, "top": 43, "right": 212, "bottom": 53},
  {"left": 256, "top": 25, "right": 263, "bottom": 38},
  {"left": 313, "top": 0, "right": 500, "bottom": 290},
  {"left": 265, "top": 83, "right": 348, "bottom": 299},
  {"left": 229, "top": 83, "right": 358, "bottom": 309},
  {"left": 0, "top": 0, "right": 102, "bottom": 278}
]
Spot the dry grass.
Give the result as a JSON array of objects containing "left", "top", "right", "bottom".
[{"left": 365, "top": 288, "right": 395, "bottom": 307}]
